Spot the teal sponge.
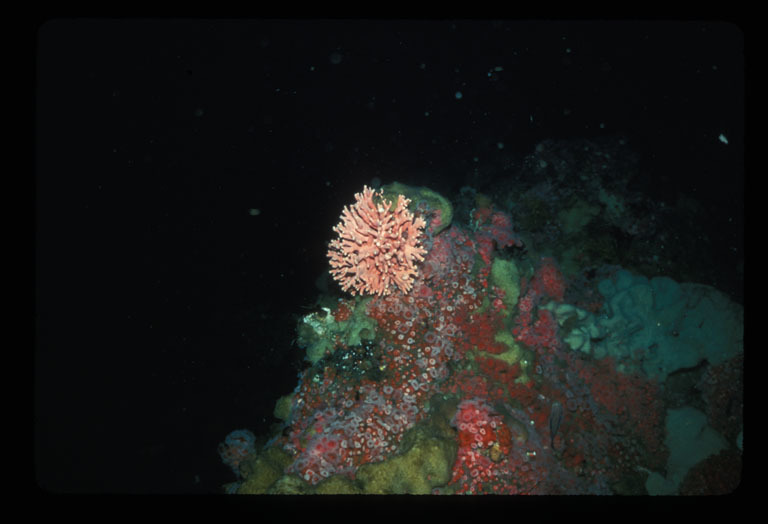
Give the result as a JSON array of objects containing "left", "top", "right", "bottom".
[
  {"left": 594, "top": 269, "right": 742, "bottom": 380},
  {"left": 645, "top": 406, "right": 727, "bottom": 495}
]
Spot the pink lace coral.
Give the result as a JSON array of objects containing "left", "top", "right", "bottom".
[{"left": 328, "top": 185, "right": 427, "bottom": 296}]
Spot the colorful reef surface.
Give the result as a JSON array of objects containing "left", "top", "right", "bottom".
[{"left": 219, "top": 175, "right": 742, "bottom": 495}]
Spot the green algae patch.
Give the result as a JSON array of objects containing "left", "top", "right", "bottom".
[
  {"left": 314, "top": 474, "right": 363, "bottom": 494},
  {"left": 558, "top": 198, "right": 601, "bottom": 234},
  {"left": 266, "top": 474, "right": 311, "bottom": 494},
  {"left": 489, "top": 258, "right": 521, "bottom": 314},
  {"left": 273, "top": 393, "right": 294, "bottom": 421},
  {"left": 491, "top": 331, "right": 523, "bottom": 364},
  {"left": 296, "top": 298, "right": 377, "bottom": 364},
  {"left": 236, "top": 446, "right": 293, "bottom": 494},
  {"left": 381, "top": 181, "right": 453, "bottom": 235},
  {"left": 355, "top": 417, "right": 458, "bottom": 494}
]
